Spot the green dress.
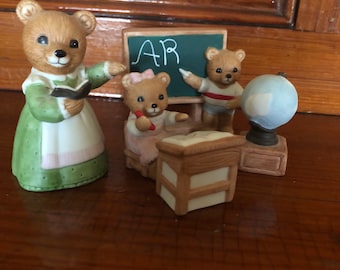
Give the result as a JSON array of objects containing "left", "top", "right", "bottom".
[{"left": 12, "top": 63, "right": 111, "bottom": 191}]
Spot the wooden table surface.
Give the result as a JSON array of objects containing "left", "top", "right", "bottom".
[{"left": 1, "top": 90, "right": 339, "bottom": 270}]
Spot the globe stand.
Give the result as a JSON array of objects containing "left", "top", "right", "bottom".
[
  {"left": 246, "top": 121, "right": 278, "bottom": 146},
  {"left": 239, "top": 124, "right": 288, "bottom": 176},
  {"left": 239, "top": 73, "right": 297, "bottom": 176}
]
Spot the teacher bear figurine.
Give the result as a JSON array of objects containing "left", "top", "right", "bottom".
[{"left": 12, "top": 0, "right": 126, "bottom": 191}]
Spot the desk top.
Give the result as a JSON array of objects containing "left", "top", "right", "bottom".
[{"left": 1, "top": 90, "right": 340, "bottom": 270}]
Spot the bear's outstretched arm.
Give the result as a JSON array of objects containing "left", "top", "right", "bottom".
[
  {"left": 179, "top": 68, "right": 203, "bottom": 90},
  {"left": 86, "top": 62, "right": 126, "bottom": 89}
]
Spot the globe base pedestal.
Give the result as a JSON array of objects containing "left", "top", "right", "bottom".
[
  {"left": 239, "top": 135, "right": 288, "bottom": 176},
  {"left": 246, "top": 121, "right": 278, "bottom": 146}
]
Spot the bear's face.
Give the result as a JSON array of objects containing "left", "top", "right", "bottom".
[
  {"left": 22, "top": 11, "right": 87, "bottom": 75},
  {"left": 122, "top": 71, "right": 170, "bottom": 118},
  {"left": 17, "top": 0, "right": 97, "bottom": 75},
  {"left": 205, "top": 48, "right": 246, "bottom": 87}
]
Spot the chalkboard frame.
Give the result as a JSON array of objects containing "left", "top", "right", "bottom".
[{"left": 122, "top": 27, "right": 227, "bottom": 105}]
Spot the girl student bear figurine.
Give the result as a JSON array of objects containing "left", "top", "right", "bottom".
[
  {"left": 12, "top": 0, "right": 126, "bottom": 191},
  {"left": 179, "top": 47, "right": 246, "bottom": 133},
  {"left": 122, "top": 69, "right": 189, "bottom": 178}
]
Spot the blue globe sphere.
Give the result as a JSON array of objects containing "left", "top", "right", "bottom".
[{"left": 241, "top": 74, "right": 298, "bottom": 130}]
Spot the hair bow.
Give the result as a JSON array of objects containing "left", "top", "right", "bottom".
[{"left": 129, "top": 69, "right": 155, "bottom": 84}]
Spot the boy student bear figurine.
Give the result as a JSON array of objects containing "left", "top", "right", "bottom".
[
  {"left": 12, "top": 0, "right": 126, "bottom": 191},
  {"left": 122, "top": 69, "right": 189, "bottom": 172},
  {"left": 180, "top": 47, "right": 246, "bottom": 133}
]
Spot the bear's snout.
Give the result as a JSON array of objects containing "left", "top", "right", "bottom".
[
  {"left": 47, "top": 49, "right": 70, "bottom": 67},
  {"left": 54, "top": 49, "right": 67, "bottom": 58},
  {"left": 147, "top": 103, "right": 161, "bottom": 116},
  {"left": 226, "top": 74, "right": 232, "bottom": 79}
]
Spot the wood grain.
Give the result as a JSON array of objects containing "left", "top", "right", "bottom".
[
  {"left": 0, "top": 0, "right": 339, "bottom": 115},
  {"left": 1, "top": 13, "right": 339, "bottom": 115},
  {"left": 0, "top": 0, "right": 297, "bottom": 26},
  {"left": 1, "top": 90, "right": 339, "bottom": 269},
  {"left": 296, "top": 0, "right": 340, "bottom": 32}
]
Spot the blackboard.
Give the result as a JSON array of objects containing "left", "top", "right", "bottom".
[{"left": 123, "top": 28, "right": 227, "bottom": 103}]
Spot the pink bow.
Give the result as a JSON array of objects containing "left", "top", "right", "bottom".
[{"left": 129, "top": 69, "right": 155, "bottom": 84}]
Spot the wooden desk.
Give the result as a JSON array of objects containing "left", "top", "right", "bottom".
[{"left": 1, "top": 90, "right": 339, "bottom": 269}]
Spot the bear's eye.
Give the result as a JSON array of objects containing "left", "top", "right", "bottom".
[
  {"left": 216, "top": 68, "right": 222, "bottom": 73},
  {"left": 158, "top": 94, "right": 164, "bottom": 100},
  {"left": 137, "top": 96, "right": 144, "bottom": 102},
  {"left": 37, "top": 35, "right": 48, "bottom": 45},
  {"left": 233, "top": 67, "right": 238, "bottom": 73},
  {"left": 69, "top": 39, "right": 79, "bottom": 48}
]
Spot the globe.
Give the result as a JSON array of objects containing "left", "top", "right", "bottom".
[{"left": 241, "top": 74, "right": 298, "bottom": 145}]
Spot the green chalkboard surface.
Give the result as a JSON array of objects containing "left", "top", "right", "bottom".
[{"left": 123, "top": 28, "right": 227, "bottom": 102}]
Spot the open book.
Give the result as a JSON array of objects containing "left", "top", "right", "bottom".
[{"left": 51, "top": 80, "right": 92, "bottom": 100}]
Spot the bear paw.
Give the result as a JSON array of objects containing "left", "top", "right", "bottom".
[
  {"left": 175, "top": 113, "right": 189, "bottom": 122},
  {"left": 64, "top": 98, "right": 84, "bottom": 116},
  {"left": 108, "top": 62, "right": 126, "bottom": 76},
  {"left": 136, "top": 116, "right": 154, "bottom": 131}
]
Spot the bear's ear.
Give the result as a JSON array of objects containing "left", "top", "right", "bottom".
[
  {"left": 157, "top": 72, "right": 171, "bottom": 87},
  {"left": 235, "top": 49, "right": 246, "bottom": 62},
  {"left": 16, "top": 0, "right": 43, "bottom": 24},
  {"left": 205, "top": 47, "right": 220, "bottom": 61},
  {"left": 73, "top": 11, "right": 97, "bottom": 35},
  {"left": 121, "top": 74, "right": 132, "bottom": 89}
]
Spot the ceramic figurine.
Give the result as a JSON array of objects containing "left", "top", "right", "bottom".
[
  {"left": 122, "top": 69, "right": 189, "bottom": 179},
  {"left": 156, "top": 130, "right": 246, "bottom": 215},
  {"left": 12, "top": 0, "right": 126, "bottom": 191},
  {"left": 239, "top": 73, "right": 298, "bottom": 176},
  {"left": 179, "top": 47, "right": 246, "bottom": 133}
]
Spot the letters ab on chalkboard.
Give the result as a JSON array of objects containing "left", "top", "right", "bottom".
[{"left": 123, "top": 28, "right": 227, "bottom": 102}]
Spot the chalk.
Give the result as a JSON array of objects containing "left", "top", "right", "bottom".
[{"left": 179, "top": 68, "right": 191, "bottom": 78}]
